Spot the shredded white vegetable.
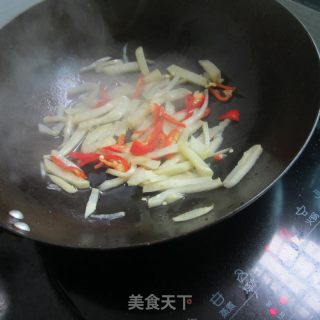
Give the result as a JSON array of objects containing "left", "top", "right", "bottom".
[
  {"left": 135, "top": 46, "right": 149, "bottom": 75},
  {"left": 90, "top": 211, "right": 125, "bottom": 221},
  {"left": 198, "top": 60, "right": 221, "bottom": 82},
  {"left": 102, "top": 62, "right": 139, "bottom": 75},
  {"left": 43, "top": 159, "right": 90, "bottom": 189},
  {"left": 173, "top": 204, "right": 214, "bottom": 222},
  {"left": 59, "top": 128, "right": 87, "bottom": 156},
  {"left": 98, "top": 177, "right": 126, "bottom": 191},
  {"left": 67, "top": 83, "right": 98, "bottom": 96},
  {"left": 39, "top": 45, "right": 263, "bottom": 216},
  {"left": 85, "top": 188, "right": 100, "bottom": 218},
  {"left": 223, "top": 145, "right": 263, "bottom": 188},
  {"left": 167, "top": 65, "right": 208, "bottom": 87},
  {"left": 48, "top": 174, "right": 78, "bottom": 193}
]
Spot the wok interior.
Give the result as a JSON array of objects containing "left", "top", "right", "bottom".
[{"left": 0, "top": 0, "right": 319, "bottom": 248}]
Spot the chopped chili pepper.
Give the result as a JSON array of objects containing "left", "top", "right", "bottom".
[
  {"left": 163, "top": 113, "right": 186, "bottom": 127},
  {"left": 99, "top": 145, "right": 124, "bottom": 153},
  {"left": 218, "top": 109, "right": 240, "bottom": 122},
  {"left": 153, "top": 103, "right": 186, "bottom": 127},
  {"left": 95, "top": 85, "right": 110, "bottom": 108},
  {"left": 209, "top": 82, "right": 236, "bottom": 91},
  {"left": 117, "top": 134, "right": 126, "bottom": 146},
  {"left": 181, "top": 91, "right": 205, "bottom": 120},
  {"left": 132, "top": 74, "right": 144, "bottom": 99},
  {"left": 208, "top": 82, "right": 236, "bottom": 102},
  {"left": 98, "top": 154, "right": 130, "bottom": 172},
  {"left": 184, "top": 91, "right": 205, "bottom": 110},
  {"left": 158, "top": 132, "right": 168, "bottom": 149},
  {"left": 152, "top": 104, "right": 165, "bottom": 123},
  {"left": 209, "top": 88, "right": 233, "bottom": 102},
  {"left": 68, "top": 152, "right": 100, "bottom": 167},
  {"left": 130, "top": 119, "right": 164, "bottom": 155},
  {"left": 51, "top": 155, "right": 87, "bottom": 179},
  {"left": 213, "top": 154, "right": 224, "bottom": 161}
]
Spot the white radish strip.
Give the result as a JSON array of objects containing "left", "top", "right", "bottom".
[
  {"left": 161, "top": 88, "right": 191, "bottom": 103},
  {"left": 143, "top": 177, "right": 214, "bottom": 193},
  {"left": 43, "top": 159, "right": 90, "bottom": 189},
  {"left": 178, "top": 121, "right": 203, "bottom": 144},
  {"left": 173, "top": 204, "right": 214, "bottom": 222},
  {"left": 132, "top": 116, "right": 152, "bottom": 137},
  {"left": 198, "top": 60, "right": 221, "bottom": 82},
  {"left": 99, "top": 177, "right": 126, "bottom": 191},
  {"left": 130, "top": 157, "right": 160, "bottom": 170},
  {"left": 102, "top": 62, "right": 139, "bottom": 75},
  {"left": 59, "top": 128, "right": 87, "bottom": 156},
  {"left": 209, "top": 119, "right": 231, "bottom": 139},
  {"left": 48, "top": 174, "right": 78, "bottom": 194},
  {"left": 43, "top": 116, "right": 66, "bottom": 123},
  {"left": 201, "top": 135, "right": 224, "bottom": 159},
  {"left": 38, "top": 124, "right": 60, "bottom": 137},
  {"left": 143, "top": 79, "right": 169, "bottom": 99},
  {"left": 167, "top": 64, "right": 207, "bottom": 87},
  {"left": 107, "top": 165, "right": 137, "bottom": 178},
  {"left": 202, "top": 122, "right": 210, "bottom": 145},
  {"left": 72, "top": 102, "right": 115, "bottom": 123},
  {"left": 85, "top": 188, "right": 100, "bottom": 218},
  {"left": 52, "top": 122, "right": 65, "bottom": 135},
  {"left": 65, "top": 105, "right": 87, "bottom": 115},
  {"left": 123, "top": 43, "right": 129, "bottom": 63},
  {"left": 135, "top": 46, "right": 149, "bottom": 75},
  {"left": 212, "top": 148, "right": 234, "bottom": 157},
  {"left": 183, "top": 90, "right": 209, "bottom": 126},
  {"left": 189, "top": 136, "right": 209, "bottom": 156},
  {"left": 67, "top": 83, "right": 98, "bottom": 96},
  {"left": 127, "top": 103, "right": 151, "bottom": 129},
  {"left": 148, "top": 178, "right": 222, "bottom": 208},
  {"left": 62, "top": 117, "right": 74, "bottom": 144},
  {"left": 155, "top": 161, "right": 193, "bottom": 176},
  {"left": 90, "top": 211, "right": 125, "bottom": 221},
  {"left": 144, "top": 144, "right": 179, "bottom": 159},
  {"left": 127, "top": 168, "right": 164, "bottom": 186},
  {"left": 179, "top": 142, "right": 213, "bottom": 177},
  {"left": 95, "top": 59, "right": 123, "bottom": 73},
  {"left": 79, "top": 102, "right": 129, "bottom": 129},
  {"left": 113, "top": 120, "right": 128, "bottom": 137},
  {"left": 164, "top": 101, "right": 175, "bottom": 115},
  {"left": 79, "top": 57, "right": 111, "bottom": 73},
  {"left": 109, "top": 83, "right": 135, "bottom": 99},
  {"left": 127, "top": 99, "right": 141, "bottom": 116},
  {"left": 162, "top": 121, "right": 175, "bottom": 136},
  {"left": 223, "top": 144, "right": 263, "bottom": 188},
  {"left": 158, "top": 154, "right": 184, "bottom": 170},
  {"left": 144, "top": 69, "right": 163, "bottom": 83},
  {"left": 148, "top": 191, "right": 184, "bottom": 208},
  {"left": 83, "top": 123, "right": 114, "bottom": 146},
  {"left": 81, "top": 136, "right": 115, "bottom": 153},
  {"left": 153, "top": 75, "right": 180, "bottom": 99},
  {"left": 51, "top": 151, "right": 82, "bottom": 169}
]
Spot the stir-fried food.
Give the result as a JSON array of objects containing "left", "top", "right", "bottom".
[{"left": 39, "top": 46, "right": 263, "bottom": 220}]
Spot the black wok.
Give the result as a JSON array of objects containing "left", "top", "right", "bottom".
[{"left": 0, "top": 0, "right": 319, "bottom": 249}]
